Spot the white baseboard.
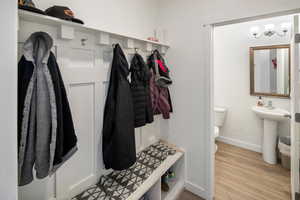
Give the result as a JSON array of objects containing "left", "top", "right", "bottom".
[
  {"left": 185, "top": 181, "right": 207, "bottom": 199},
  {"left": 216, "top": 136, "right": 262, "bottom": 153}
]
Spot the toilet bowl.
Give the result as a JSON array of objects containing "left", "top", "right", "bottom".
[
  {"left": 214, "top": 126, "right": 219, "bottom": 138},
  {"left": 214, "top": 107, "right": 227, "bottom": 152}
]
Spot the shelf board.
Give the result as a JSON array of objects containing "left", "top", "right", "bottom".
[
  {"left": 127, "top": 151, "right": 183, "bottom": 200},
  {"left": 18, "top": 10, "right": 170, "bottom": 48}
]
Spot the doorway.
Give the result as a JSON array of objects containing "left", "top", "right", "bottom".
[{"left": 206, "top": 11, "right": 300, "bottom": 200}]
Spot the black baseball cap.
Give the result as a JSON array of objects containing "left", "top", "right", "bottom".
[
  {"left": 45, "top": 6, "right": 84, "bottom": 25},
  {"left": 18, "top": 0, "right": 45, "bottom": 15}
]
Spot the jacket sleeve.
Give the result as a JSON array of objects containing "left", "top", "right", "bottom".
[
  {"left": 18, "top": 57, "right": 34, "bottom": 152},
  {"left": 47, "top": 53, "right": 78, "bottom": 170},
  {"left": 102, "top": 62, "right": 118, "bottom": 169}
]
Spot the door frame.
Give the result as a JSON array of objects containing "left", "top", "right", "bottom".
[
  {"left": 291, "top": 15, "right": 300, "bottom": 200},
  {"left": 204, "top": 8, "right": 300, "bottom": 200},
  {"left": 0, "top": 0, "right": 18, "bottom": 199}
]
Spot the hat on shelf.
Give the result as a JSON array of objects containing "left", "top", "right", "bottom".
[
  {"left": 45, "top": 6, "right": 84, "bottom": 24},
  {"left": 18, "top": 0, "right": 45, "bottom": 15}
]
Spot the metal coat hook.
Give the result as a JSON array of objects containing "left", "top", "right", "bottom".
[
  {"left": 151, "top": 49, "right": 156, "bottom": 54},
  {"left": 112, "top": 43, "right": 120, "bottom": 48},
  {"left": 134, "top": 48, "right": 139, "bottom": 53},
  {"left": 81, "top": 38, "right": 88, "bottom": 46}
]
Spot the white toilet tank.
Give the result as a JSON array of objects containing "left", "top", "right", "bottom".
[{"left": 214, "top": 107, "right": 227, "bottom": 127}]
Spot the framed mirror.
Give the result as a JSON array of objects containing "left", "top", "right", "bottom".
[{"left": 250, "top": 44, "right": 290, "bottom": 98}]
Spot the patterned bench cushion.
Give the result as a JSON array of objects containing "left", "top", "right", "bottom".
[{"left": 72, "top": 141, "right": 176, "bottom": 200}]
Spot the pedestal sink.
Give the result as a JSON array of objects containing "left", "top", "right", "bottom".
[{"left": 252, "top": 106, "right": 290, "bottom": 164}]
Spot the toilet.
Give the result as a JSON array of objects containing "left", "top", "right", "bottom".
[{"left": 214, "top": 107, "right": 227, "bottom": 152}]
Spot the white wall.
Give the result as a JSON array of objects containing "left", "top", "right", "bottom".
[
  {"left": 0, "top": 0, "right": 18, "bottom": 200},
  {"left": 157, "top": 1, "right": 300, "bottom": 199},
  {"left": 214, "top": 16, "right": 292, "bottom": 152},
  {"left": 35, "top": 0, "right": 159, "bottom": 39}
]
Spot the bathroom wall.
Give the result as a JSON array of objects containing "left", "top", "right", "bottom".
[{"left": 214, "top": 16, "right": 292, "bottom": 152}]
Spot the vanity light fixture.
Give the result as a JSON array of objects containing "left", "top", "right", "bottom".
[{"left": 250, "top": 23, "right": 291, "bottom": 38}]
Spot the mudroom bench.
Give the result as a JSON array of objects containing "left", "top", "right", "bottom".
[{"left": 72, "top": 141, "right": 185, "bottom": 200}]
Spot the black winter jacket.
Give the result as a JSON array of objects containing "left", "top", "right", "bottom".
[
  {"left": 130, "top": 53, "right": 154, "bottom": 127},
  {"left": 102, "top": 44, "right": 136, "bottom": 170}
]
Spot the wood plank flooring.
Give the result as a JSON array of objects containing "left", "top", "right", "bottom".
[
  {"left": 176, "top": 190, "right": 204, "bottom": 200},
  {"left": 215, "top": 142, "right": 291, "bottom": 200},
  {"left": 177, "top": 142, "right": 290, "bottom": 200}
]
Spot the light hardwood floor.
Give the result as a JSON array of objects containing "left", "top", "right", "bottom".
[
  {"left": 177, "top": 142, "right": 291, "bottom": 200},
  {"left": 176, "top": 190, "right": 204, "bottom": 200},
  {"left": 215, "top": 142, "right": 291, "bottom": 200}
]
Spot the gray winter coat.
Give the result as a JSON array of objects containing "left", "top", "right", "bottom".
[{"left": 18, "top": 32, "right": 78, "bottom": 186}]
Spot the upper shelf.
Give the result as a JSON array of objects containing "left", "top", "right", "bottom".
[{"left": 18, "top": 10, "right": 170, "bottom": 48}]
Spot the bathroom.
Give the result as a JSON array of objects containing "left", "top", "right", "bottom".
[{"left": 213, "top": 15, "right": 293, "bottom": 199}]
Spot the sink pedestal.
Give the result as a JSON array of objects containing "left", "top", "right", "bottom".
[
  {"left": 252, "top": 106, "right": 290, "bottom": 164},
  {"left": 263, "top": 119, "right": 278, "bottom": 164}
]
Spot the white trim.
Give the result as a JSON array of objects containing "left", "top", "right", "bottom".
[
  {"left": 205, "top": 8, "right": 300, "bottom": 27},
  {"left": 216, "top": 136, "right": 262, "bottom": 153},
  {"left": 291, "top": 15, "right": 300, "bottom": 200},
  {"left": 19, "top": 10, "right": 170, "bottom": 48},
  {"left": 1, "top": 1, "right": 18, "bottom": 200},
  {"left": 185, "top": 181, "right": 207, "bottom": 199},
  {"left": 68, "top": 174, "right": 98, "bottom": 198},
  {"left": 203, "top": 25, "right": 215, "bottom": 200}
]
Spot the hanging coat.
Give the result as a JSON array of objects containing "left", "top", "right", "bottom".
[
  {"left": 18, "top": 32, "right": 78, "bottom": 186},
  {"left": 149, "top": 69, "right": 173, "bottom": 119},
  {"left": 102, "top": 44, "right": 136, "bottom": 170},
  {"left": 130, "top": 53, "right": 154, "bottom": 128},
  {"left": 148, "top": 50, "right": 173, "bottom": 119}
]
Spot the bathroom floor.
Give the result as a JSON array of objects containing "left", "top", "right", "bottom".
[{"left": 215, "top": 142, "right": 291, "bottom": 200}]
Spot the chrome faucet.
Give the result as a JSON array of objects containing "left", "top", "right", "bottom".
[{"left": 266, "top": 100, "right": 274, "bottom": 109}]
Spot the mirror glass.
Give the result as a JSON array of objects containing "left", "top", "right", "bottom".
[{"left": 250, "top": 45, "right": 290, "bottom": 97}]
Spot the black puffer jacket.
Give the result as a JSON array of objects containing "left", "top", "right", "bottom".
[
  {"left": 102, "top": 44, "right": 136, "bottom": 170},
  {"left": 130, "top": 53, "right": 154, "bottom": 127}
]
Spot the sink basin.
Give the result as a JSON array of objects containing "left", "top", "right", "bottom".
[
  {"left": 252, "top": 106, "right": 290, "bottom": 121},
  {"left": 252, "top": 106, "right": 290, "bottom": 164}
]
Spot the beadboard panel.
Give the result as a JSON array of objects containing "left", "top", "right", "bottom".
[{"left": 18, "top": 19, "right": 164, "bottom": 200}]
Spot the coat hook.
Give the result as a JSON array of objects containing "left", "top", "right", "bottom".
[
  {"left": 134, "top": 48, "right": 139, "bottom": 53},
  {"left": 81, "top": 38, "right": 88, "bottom": 46}
]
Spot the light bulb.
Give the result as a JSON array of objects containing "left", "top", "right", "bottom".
[
  {"left": 280, "top": 22, "right": 291, "bottom": 33},
  {"left": 250, "top": 26, "right": 260, "bottom": 38},
  {"left": 264, "top": 24, "right": 275, "bottom": 32}
]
